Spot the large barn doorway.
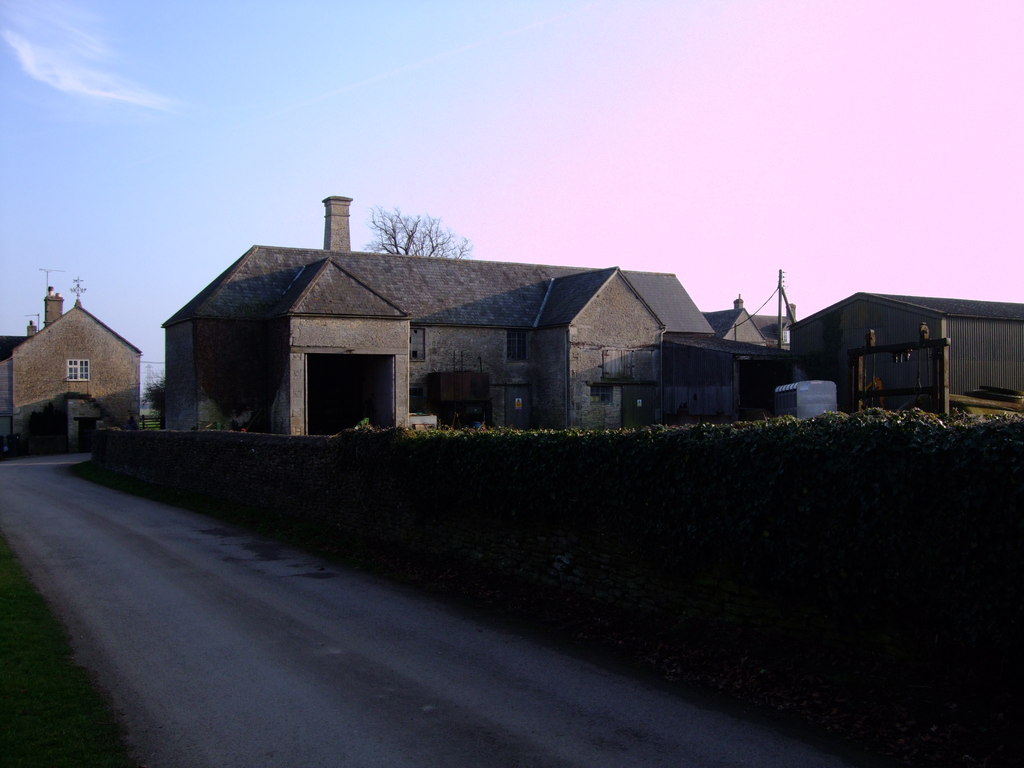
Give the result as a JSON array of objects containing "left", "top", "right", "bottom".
[
  {"left": 738, "top": 360, "right": 793, "bottom": 415},
  {"left": 306, "top": 353, "right": 395, "bottom": 434}
]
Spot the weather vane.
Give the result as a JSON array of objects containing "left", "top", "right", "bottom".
[{"left": 71, "top": 276, "right": 87, "bottom": 301}]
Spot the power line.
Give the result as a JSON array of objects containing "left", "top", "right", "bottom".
[{"left": 731, "top": 287, "right": 779, "bottom": 330}]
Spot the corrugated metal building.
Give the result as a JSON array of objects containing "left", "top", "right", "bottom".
[
  {"left": 662, "top": 335, "right": 795, "bottom": 423},
  {"left": 790, "top": 293, "right": 1024, "bottom": 411}
]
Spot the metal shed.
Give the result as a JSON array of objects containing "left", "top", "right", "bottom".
[
  {"left": 790, "top": 293, "right": 1024, "bottom": 411},
  {"left": 662, "top": 335, "right": 796, "bottom": 423}
]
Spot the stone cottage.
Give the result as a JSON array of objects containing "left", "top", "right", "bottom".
[
  {"left": 164, "top": 196, "right": 714, "bottom": 433},
  {"left": 0, "top": 289, "right": 141, "bottom": 452}
]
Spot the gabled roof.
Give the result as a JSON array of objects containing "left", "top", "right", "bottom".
[
  {"left": 751, "top": 314, "right": 786, "bottom": 341},
  {"left": 46, "top": 303, "right": 143, "bottom": 354},
  {"left": 624, "top": 271, "right": 712, "bottom": 334},
  {"left": 536, "top": 268, "right": 618, "bottom": 326},
  {"left": 4, "top": 304, "right": 141, "bottom": 356},
  {"left": 792, "top": 292, "right": 1024, "bottom": 327},
  {"left": 270, "top": 259, "right": 407, "bottom": 318},
  {"left": 703, "top": 308, "right": 745, "bottom": 336},
  {"left": 165, "top": 246, "right": 713, "bottom": 333},
  {"left": 702, "top": 307, "right": 769, "bottom": 345}
]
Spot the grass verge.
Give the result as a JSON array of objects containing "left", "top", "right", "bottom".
[{"left": 0, "top": 533, "right": 135, "bottom": 768}]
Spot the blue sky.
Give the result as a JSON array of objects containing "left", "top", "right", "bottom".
[{"left": 2, "top": 0, "right": 1023, "bottom": 367}]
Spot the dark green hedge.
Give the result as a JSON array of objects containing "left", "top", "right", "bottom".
[
  {"left": 92, "top": 411, "right": 1023, "bottom": 669},
  {"left": 394, "top": 410, "right": 1023, "bottom": 662}
]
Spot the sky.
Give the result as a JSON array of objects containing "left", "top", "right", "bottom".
[{"left": 2, "top": 0, "right": 1023, "bottom": 369}]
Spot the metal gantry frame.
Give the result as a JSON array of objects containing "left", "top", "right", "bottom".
[{"left": 848, "top": 333, "right": 950, "bottom": 413}]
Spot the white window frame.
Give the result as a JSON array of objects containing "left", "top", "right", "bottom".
[{"left": 67, "top": 359, "right": 90, "bottom": 381}]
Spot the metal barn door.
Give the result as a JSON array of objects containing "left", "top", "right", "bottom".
[
  {"left": 504, "top": 386, "right": 531, "bottom": 428},
  {"left": 621, "top": 385, "right": 656, "bottom": 428}
]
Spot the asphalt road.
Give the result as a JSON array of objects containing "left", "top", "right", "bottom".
[{"left": 1, "top": 454, "right": 878, "bottom": 768}]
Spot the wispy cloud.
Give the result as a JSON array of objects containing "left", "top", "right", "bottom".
[
  {"left": 1, "top": 0, "right": 173, "bottom": 111},
  {"left": 255, "top": 4, "right": 598, "bottom": 123}
]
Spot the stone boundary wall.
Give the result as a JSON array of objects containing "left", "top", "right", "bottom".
[{"left": 89, "top": 429, "right": 862, "bottom": 648}]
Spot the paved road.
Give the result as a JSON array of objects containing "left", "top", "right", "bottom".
[{"left": 1, "top": 454, "right": 879, "bottom": 768}]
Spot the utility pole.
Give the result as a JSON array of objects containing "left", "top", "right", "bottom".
[{"left": 776, "top": 269, "right": 795, "bottom": 349}]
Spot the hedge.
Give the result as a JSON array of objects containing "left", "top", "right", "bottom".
[{"left": 92, "top": 410, "right": 1024, "bottom": 672}]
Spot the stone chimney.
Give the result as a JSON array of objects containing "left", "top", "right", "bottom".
[
  {"left": 733, "top": 294, "right": 744, "bottom": 310},
  {"left": 26, "top": 319, "right": 37, "bottom": 336},
  {"left": 323, "top": 196, "right": 353, "bottom": 252},
  {"left": 44, "top": 287, "right": 64, "bottom": 327}
]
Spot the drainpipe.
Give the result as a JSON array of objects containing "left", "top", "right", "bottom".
[
  {"left": 658, "top": 328, "right": 665, "bottom": 424},
  {"left": 564, "top": 327, "right": 571, "bottom": 427}
]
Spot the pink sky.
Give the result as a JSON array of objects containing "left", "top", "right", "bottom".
[
  {"left": 2, "top": 1, "right": 1022, "bottom": 362},
  {"left": 441, "top": 1, "right": 1024, "bottom": 319}
]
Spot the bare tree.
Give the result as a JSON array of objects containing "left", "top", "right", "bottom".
[{"left": 365, "top": 206, "right": 473, "bottom": 259}]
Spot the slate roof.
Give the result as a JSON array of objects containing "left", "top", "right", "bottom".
[
  {"left": 751, "top": 315, "right": 786, "bottom": 341},
  {"left": 268, "top": 259, "right": 407, "bottom": 319},
  {"left": 166, "top": 246, "right": 714, "bottom": 334},
  {"left": 623, "top": 271, "right": 712, "bottom": 334},
  {"left": 536, "top": 268, "right": 618, "bottom": 326},
  {"left": 793, "top": 293, "right": 1024, "bottom": 327},
  {"left": 703, "top": 308, "right": 745, "bottom": 336}
]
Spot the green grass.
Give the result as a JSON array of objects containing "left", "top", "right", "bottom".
[{"left": 0, "top": 534, "right": 135, "bottom": 768}]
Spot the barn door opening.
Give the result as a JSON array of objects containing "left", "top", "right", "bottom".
[{"left": 306, "top": 353, "right": 395, "bottom": 435}]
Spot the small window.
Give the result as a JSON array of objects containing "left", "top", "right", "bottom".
[
  {"left": 506, "top": 330, "right": 528, "bottom": 361},
  {"left": 590, "top": 385, "right": 613, "bottom": 403},
  {"left": 410, "top": 327, "right": 426, "bottom": 361},
  {"left": 67, "top": 359, "right": 90, "bottom": 381}
]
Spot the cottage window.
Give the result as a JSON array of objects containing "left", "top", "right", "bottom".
[
  {"left": 590, "top": 385, "right": 613, "bottom": 404},
  {"left": 410, "top": 327, "right": 426, "bottom": 361},
  {"left": 506, "top": 330, "right": 528, "bottom": 361},
  {"left": 601, "top": 348, "right": 634, "bottom": 379},
  {"left": 67, "top": 359, "right": 90, "bottom": 381}
]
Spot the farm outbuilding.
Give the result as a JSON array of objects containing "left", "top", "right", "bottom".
[
  {"left": 790, "top": 293, "right": 1024, "bottom": 412},
  {"left": 164, "top": 196, "right": 716, "bottom": 433},
  {"left": 661, "top": 335, "right": 796, "bottom": 423}
]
